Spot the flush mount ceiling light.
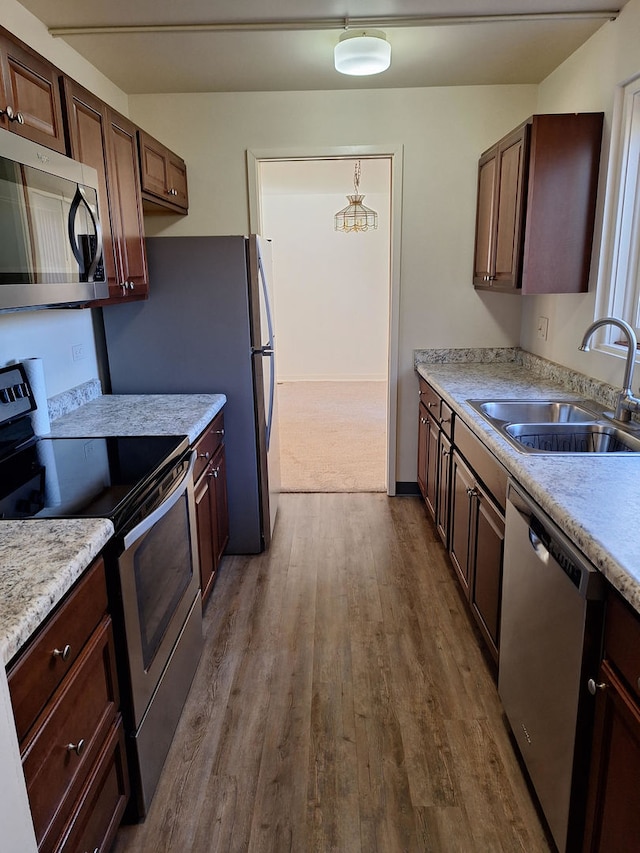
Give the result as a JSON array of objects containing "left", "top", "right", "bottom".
[
  {"left": 334, "top": 29, "right": 391, "bottom": 77},
  {"left": 334, "top": 160, "right": 378, "bottom": 233}
]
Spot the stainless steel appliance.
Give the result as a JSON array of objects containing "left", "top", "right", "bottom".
[
  {"left": 499, "top": 481, "right": 604, "bottom": 852},
  {"left": 0, "top": 130, "right": 108, "bottom": 311},
  {"left": 102, "top": 234, "right": 280, "bottom": 553},
  {"left": 0, "top": 362, "right": 202, "bottom": 818}
]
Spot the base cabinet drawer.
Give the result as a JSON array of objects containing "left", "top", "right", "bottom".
[{"left": 55, "top": 716, "right": 129, "bottom": 853}]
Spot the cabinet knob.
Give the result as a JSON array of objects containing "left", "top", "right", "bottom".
[
  {"left": 420, "top": 417, "right": 427, "bottom": 424},
  {"left": 52, "top": 644, "right": 71, "bottom": 661},
  {"left": 199, "top": 451, "right": 210, "bottom": 460},
  {"left": 128, "top": 281, "right": 135, "bottom": 291},
  {"left": 427, "top": 401, "right": 437, "bottom": 409},
  {"left": 213, "top": 429, "right": 225, "bottom": 435},
  {"left": 587, "top": 678, "right": 607, "bottom": 695},
  {"left": 466, "top": 486, "right": 479, "bottom": 498},
  {"left": 66, "top": 738, "right": 85, "bottom": 756}
]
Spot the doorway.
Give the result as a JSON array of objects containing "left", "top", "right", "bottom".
[{"left": 248, "top": 145, "right": 402, "bottom": 495}]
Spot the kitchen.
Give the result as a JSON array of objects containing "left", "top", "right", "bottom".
[{"left": 1, "top": 0, "right": 640, "bottom": 850}]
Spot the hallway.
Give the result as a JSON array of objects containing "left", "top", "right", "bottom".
[{"left": 113, "top": 493, "right": 550, "bottom": 852}]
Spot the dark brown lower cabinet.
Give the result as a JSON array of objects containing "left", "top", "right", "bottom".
[
  {"left": 448, "top": 449, "right": 504, "bottom": 663},
  {"left": 193, "top": 412, "right": 229, "bottom": 604},
  {"left": 7, "top": 557, "right": 129, "bottom": 852},
  {"left": 583, "top": 591, "right": 640, "bottom": 852}
]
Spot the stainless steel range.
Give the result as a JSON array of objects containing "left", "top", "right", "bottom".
[{"left": 0, "top": 362, "right": 203, "bottom": 818}]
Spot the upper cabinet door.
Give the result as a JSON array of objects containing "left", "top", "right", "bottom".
[
  {"left": 473, "top": 147, "right": 498, "bottom": 286},
  {"left": 138, "top": 129, "right": 189, "bottom": 214},
  {"left": 106, "top": 110, "right": 149, "bottom": 299},
  {"left": 493, "top": 125, "right": 529, "bottom": 290},
  {"left": 0, "top": 29, "right": 66, "bottom": 153},
  {"left": 61, "top": 78, "right": 117, "bottom": 286},
  {"left": 473, "top": 123, "right": 529, "bottom": 294}
]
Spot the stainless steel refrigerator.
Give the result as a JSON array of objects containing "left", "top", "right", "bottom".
[{"left": 101, "top": 234, "right": 280, "bottom": 554}]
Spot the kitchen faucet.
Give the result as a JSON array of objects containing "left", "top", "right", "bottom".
[{"left": 579, "top": 316, "right": 640, "bottom": 424}]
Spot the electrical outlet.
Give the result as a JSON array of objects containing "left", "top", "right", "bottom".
[
  {"left": 71, "top": 343, "right": 86, "bottom": 361},
  {"left": 537, "top": 317, "right": 549, "bottom": 341}
]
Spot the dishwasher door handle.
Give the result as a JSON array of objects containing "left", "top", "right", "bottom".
[{"left": 528, "top": 524, "right": 550, "bottom": 564}]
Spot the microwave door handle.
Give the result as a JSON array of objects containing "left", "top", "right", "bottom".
[
  {"left": 67, "top": 185, "right": 103, "bottom": 281},
  {"left": 123, "top": 451, "right": 196, "bottom": 550}
]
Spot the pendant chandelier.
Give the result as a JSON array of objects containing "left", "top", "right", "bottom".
[{"left": 334, "top": 160, "right": 378, "bottom": 233}]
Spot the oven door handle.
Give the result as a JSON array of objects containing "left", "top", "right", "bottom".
[{"left": 123, "top": 451, "right": 196, "bottom": 550}]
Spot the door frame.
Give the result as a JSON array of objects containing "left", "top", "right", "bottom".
[{"left": 247, "top": 144, "right": 403, "bottom": 495}]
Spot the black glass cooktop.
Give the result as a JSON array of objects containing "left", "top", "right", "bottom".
[{"left": 0, "top": 434, "right": 188, "bottom": 527}]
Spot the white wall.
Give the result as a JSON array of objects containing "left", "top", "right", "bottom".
[
  {"left": 260, "top": 158, "right": 390, "bottom": 382},
  {"left": 522, "top": 0, "right": 640, "bottom": 389},
  {"left": 130, "top": 85, "right": 536, "bottom": 481},
  {"left": 0, "top": 0, "right": 130, "bottom": 395}
]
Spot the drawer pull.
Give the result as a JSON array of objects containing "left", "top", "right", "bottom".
[
  {"left": 199, "top": 451, "right": 210, "bottom": 460},
  {"left": 427, "top": 401, "right": 437, "bottom": 409},
  {"left": 587, "top": 678, "right": 607, "bottom": 695},
  {"left": 66, "top": 738, "right": 85, "bottom": 756},
  {"left": 52, "top": 644, "right": 71, "bottom": 661},
  {"left": 213, "top": 429, "right": 225, "bottom": 435}
]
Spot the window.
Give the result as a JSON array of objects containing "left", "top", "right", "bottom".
[{"left": 596, "top": 73, "right": 640, "bottom": 351}]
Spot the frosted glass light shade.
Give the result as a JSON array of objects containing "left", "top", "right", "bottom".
[{"left": 334, "top": 30, "right": 391, "bottom": 76}]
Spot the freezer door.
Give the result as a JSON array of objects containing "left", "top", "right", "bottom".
[{"left": 249, "top": 235, "right": 280, "bottom": 541}]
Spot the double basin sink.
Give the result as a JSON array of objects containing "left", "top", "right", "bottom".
[{"left": 468, "top": 399, "right": 640, "bottom": 454}]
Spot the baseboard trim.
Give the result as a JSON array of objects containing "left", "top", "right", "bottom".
[{"left": 395, "top": 481, "right": 421, "bottom": 496}]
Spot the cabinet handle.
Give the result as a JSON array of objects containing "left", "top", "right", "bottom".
[
  {"left": 66, "top": 738, "right": 85, "bottom": 756},
  {"left": 466, "top": 487, "right": 479, "bottom": 498},
  {"left": 1, "top": 105, "right": 24, "bottom": 124},
  {"left": 420, "top": 417, "right": 427, "bottom": 424},
  {"left": 52, "top": 644, "right": 71, "bottom": 661},
  {"left": 128, "top": 281, "right": 135, "bottom": 291},
  {"left": 587, "top": 678, "right": 607, "bottom": 695},
  {"left": 427, "top": 401, "right": 437, "bottom": 409},
  {"left": 443, "top": 450, "right": 450, "bottom": 458},
  {"left": 213, "top": 429, "right": 225, "bottom": 435},
  {"left": 199, "top": 451, "right": 210, "bottom": 460}
]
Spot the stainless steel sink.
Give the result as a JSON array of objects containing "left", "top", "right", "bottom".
[
  {"left": 505, "top": 422, "right": 640, "bottom": 453},
  {"left": 472, "top": 400, "right": 597, "bottom": 423},
  {"left": 467, "top": 398, "right": 640, "bottom": 454}
]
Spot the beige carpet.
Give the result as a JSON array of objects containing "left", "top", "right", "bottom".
[{"left": 277, "top": 381, "right": 386, "bottom": 493}]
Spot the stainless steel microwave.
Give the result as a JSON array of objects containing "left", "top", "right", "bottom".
[{"left": 0, "top": 129, "right": 108, "bottom": 311}]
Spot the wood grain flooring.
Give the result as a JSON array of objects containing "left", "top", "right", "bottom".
[{"left": 112, "top": 494, "right": 552, "bottom": 853}]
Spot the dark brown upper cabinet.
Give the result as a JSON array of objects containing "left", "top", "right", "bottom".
[
  {"left": 0, "top": 27, "right": 66, "bottom": 153},
  {"left": 62, "top": 78, "right": 149, "bottom": 303},
  {"left": 473, "top": 112, "right": 604, "bottom": 295},
  {"left": 138, "top": 129, "right": 188, "bottom": 214}
]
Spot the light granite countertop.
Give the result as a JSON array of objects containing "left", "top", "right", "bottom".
[
  {"left": 48, "top": 393, "right": 227, "bottom": 444},
  {"left": 0, "top": 392, "right": 226, "bottom": 666},
  {"left": 0, "top": 519, "right": 113, "bottom": 665},
  {"left": 415, "top": 357, "right": 640, "bottom": 613}
]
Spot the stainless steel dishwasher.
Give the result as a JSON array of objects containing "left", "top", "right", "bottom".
[{"left": 499, "top": 481, "right": 604, "bottom": 853}]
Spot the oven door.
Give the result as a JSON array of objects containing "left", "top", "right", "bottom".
[{"left": 116, "top": 450, "right": 201, "bottom": 728}]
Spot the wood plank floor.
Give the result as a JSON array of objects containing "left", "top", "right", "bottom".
[{"left": 113, "top": 493, "right": 552, "bottom": 853}]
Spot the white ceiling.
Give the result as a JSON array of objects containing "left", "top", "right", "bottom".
[{"left": 17, "top": 0, "right": 629, "bottom": 93}]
